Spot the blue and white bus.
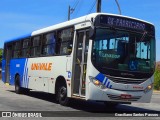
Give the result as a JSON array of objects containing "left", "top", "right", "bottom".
[{"left": 2, "top": 13, "right": 156, "bottom": 106}]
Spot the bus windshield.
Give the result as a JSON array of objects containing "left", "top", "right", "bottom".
[{"left": 92, "top": 28, "right": 155, "bottom": 78}]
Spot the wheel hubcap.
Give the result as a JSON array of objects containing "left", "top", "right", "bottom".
[{"left": 60, "top": 87, "right": 66, "bottom": 100}]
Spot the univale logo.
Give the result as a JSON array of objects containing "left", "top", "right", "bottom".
[{"left": 31, "top": 63, "right": 52, "bottom": 71}]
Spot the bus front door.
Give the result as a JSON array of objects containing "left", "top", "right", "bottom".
[{"left": 73, "top": 30, "right": 89, "bottom": 96}]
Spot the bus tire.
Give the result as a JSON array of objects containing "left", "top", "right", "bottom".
[
  {"left": 57, "top": 85, "right": 70, "bottom": 106},
  {"left": 15, "top": 75, "right": 23, "bottom": 94}
]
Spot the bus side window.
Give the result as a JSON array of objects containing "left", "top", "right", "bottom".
[
  {"left": 30, "top": 36, "right": 41, "bottom": 57},
  {"left": 42, "top": 32, "right": 56, "bottom": 56},
  {"left": 57, "top": 27, "right": 74, "bottom": 55},
  {"left": 56, "top": 32, "right": 61, "bottom": 54},
  {"left": 13, "top": 41, "right": 22, "bottom": 58},
  {"left": 22, "top": 38, "right": 30, "bottom": 57}
]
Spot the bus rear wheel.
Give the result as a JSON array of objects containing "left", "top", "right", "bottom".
[
  {"left": 57, "top": 85, "right": 70, "bottom": 106},
  {"left": 15, "top": 75, "right": 23, "bottom": 94}
]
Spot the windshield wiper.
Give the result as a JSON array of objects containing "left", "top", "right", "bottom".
[
  {"left": 136, "top": 31, "right": 147, "bottom": 51},
  {"left": 136, "top": 31, "right": 148, "bottom": 50},
  {"left": 140, "top": 31, "right": 148, "bottom": 42}
]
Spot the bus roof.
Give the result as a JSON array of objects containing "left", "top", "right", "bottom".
[
  {"left": 4, "top": 13, "right": 154, "bottom": 43},
  {"left": 4, "top": 33, "right": 32, "bottom": 43}
]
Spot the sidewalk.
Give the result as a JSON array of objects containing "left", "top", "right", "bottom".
[{"left": 153, "top": 90, "right": 160, "bottom": 93}]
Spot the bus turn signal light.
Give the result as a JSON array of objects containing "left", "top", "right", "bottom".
[
  {"left": 144, "top": 84, "right": 153, "bottom": 93},
  {"left": 147, "top": 85, "right": 152, "bottom": 90},
  {"left": 93, "top": 80, "right": 100, "bottom": 86},
  {"left": 89, "top": 76, "right": 106, "bottom": 89}
]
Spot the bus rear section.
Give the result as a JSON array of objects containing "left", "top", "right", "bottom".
[{"left": 2, "top": 43, "right": 13, "bottom": 85}]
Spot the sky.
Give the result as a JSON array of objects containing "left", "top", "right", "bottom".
[{"left": 0, "top": 0, "right": 159, "bottom": 61}]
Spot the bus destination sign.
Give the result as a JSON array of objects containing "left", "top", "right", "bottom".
[{"left": 99, "top": 15, "right": 146, "bottom": 31}]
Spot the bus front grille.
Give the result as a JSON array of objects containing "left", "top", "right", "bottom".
[
  {"left": 107, "top": 94, "right": 141, "bottom": 101},
  {"left": 106, "top": 75, "right": 147, "bottom": 84}
]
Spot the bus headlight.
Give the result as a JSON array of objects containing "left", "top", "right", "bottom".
[
  {"left": 144, "top": 84, "right": 153, "bottom": 93},
  {"left": 89, "top": 76, "right": 106, "bottom": 89}
]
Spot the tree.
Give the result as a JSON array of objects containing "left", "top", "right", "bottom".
[
  {"left": 0, "top": 49, "right": 3, "bottom": 63},
  {"left": 154, "top": 68, "right": 160, "bottom": 90},
  {"left": 0, "top": 49, "right": 3, "bottom": 62}
]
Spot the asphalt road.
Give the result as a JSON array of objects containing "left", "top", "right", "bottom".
[{"left": 0, "top": 80, "right": 160, "bottom": 119}]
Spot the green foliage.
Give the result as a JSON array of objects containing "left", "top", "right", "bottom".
[
  {"left": 0, "top": 49, "right": 3, "bottom": 62},
  {"left": 154, "top": 68, "right": 160, "bottom": 90}
]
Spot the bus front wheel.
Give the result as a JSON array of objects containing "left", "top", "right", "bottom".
[{"left": 57, "top": 85, "right": 70, "bottom": 106}]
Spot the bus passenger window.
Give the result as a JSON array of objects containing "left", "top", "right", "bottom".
[
  {"left": 13, "top": 41, "right": 22, "bottom": 58},
  {"left": 42, "top": 32, "right": 56, "bottom": 56},
  {"left": 58, "top": 27, "right": 74, "bottom": 55},
  {"left": 22, "top": 39, "right": 30, "bottom": 57},
  {"left": 55, "top": 32, "right": 61, "bottom": 54},
  {"left": 31, "top": 36, "right": 41, "bottom": 57},
  {"left": 60, "top": 42, "right": 72, "bottom": 55}
]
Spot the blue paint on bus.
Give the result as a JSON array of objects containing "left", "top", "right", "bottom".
[
  {"left": 4, "top": 33, "right": 32, "bottom": 43},
  {"left": 95, "top": 73, "right": 104, "bottom": 83},
  {"left": 9, "top": 58, "right": 27, "bottom": 87},
  {"left": 95, "top": 73, "right": 112, "bottom": 89}
]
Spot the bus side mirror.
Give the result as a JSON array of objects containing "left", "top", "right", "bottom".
[{"left": 89, "top": 26, "right": 95, "bottom": 39}]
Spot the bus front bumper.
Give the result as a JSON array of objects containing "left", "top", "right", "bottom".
[{"left": 87, "top": 82, "right": 153, "bottom": 103}]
